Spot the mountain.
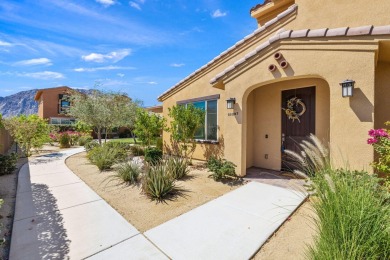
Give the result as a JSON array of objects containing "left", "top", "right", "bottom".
[
  {"left": 0, "top": 89, "right": 39, "bottom": 118},
  {"left": 0, "top": 89, "right": 93, "bottom": 118}
]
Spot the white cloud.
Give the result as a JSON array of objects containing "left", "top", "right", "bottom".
[
  {"left": 117, "top": 73, "right": 125, "bottom": 77},
  {"left": 147, "top": 81, "right": 157, "bottom": 85},
  {"left": 82, "top": 49, "right": 131, "bottom": 63},
  {"left": 212, "top": 9, "right": 227, "bottom": 18},
  {"left": 20, "top": 71, "right": 65, "bottom": 80},
  {"left": 96, "top": 0, "right": 115, "bottom": 7},
  {"left": 170, "top": 63, "right": 185, "bottom": 67},
  {"left": 74, "top": 65, "right": 135, "bottom": 72},
  {"left": 14, "top": 58, "right": 52, "bottom": 66},
  {"left": 129, "top": 2, "right": 141, "bottom": 10},
  {"left": 0, "top": 40, "right": 12, "bottom": 47}
]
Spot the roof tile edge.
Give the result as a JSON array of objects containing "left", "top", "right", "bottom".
[
  {"left": 209, "top": 24, "right": 385, "bottom": 84},
  {"left": 157, "top": 4, "right": 298, "bottom": 101}
]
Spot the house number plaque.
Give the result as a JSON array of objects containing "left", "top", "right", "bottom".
[{"left": 228, "top": 112, "right": 238, "bottom": 116}]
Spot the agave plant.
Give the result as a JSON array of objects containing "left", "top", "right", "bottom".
[
  {"left": 166, "top": 156, "right": 189, "bottom": 180},
  {"left": 142, "top": 164, "right": 176, "bottom": 201},
  {"left": 113, "top": 162, "right": 142, "bottom": 185}
]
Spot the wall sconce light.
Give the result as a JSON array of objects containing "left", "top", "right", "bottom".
[
  {"left": 340, "top": 79, "right": 355, "bottom": 97},
  {"left": 226, "top": 98, "right": 236, "bottom": 109}
]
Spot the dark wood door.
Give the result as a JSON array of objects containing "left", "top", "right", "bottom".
[{"left": 281, "top": 86, "right": 315, "bottom": 171}]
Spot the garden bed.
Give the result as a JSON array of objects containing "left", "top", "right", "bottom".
[
  {"left": 253, "top": 201, "right": 316, "bottom": 260},
  {"left": 66, "top": 152, "right": 242, "bottom": 232}
]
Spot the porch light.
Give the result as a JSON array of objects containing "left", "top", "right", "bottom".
[
  {"left": 340, "top": 79, "right": 355, "bottom": 97},
  {"left": 226, "top": 98, "right": 236, "bottom": 109}
]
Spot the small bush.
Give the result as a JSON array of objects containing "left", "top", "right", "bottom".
[
  {"left": 85, "top": 141, "right": 99, "bottom": 152},
  {"left": 105, "top": 141, "right": 130, "bottom": 151},
  {"left": 156, "top": 137, "right": 163, "bottom": 150},
  {"left": 58, "top": 132, "right": 71, "bottom": 148},
  {"left": 142, "top": 164, "right": 176, "bottom": 201},
  {"left": 0, "top": 153, "right": 18, "bottom": 176},
  {"left": 207, "top": 156, "right": 238, "bottom": 181},
  {"left": 167, "top": 156, "right": 189, "bottom": 180},
  {"left": 87, "top": 143, "right": 127, "bottom": 171},
  {"left": 130, "top": 145, "right": 145, "bottom": 156},
  {"left": 113, "top": 162, "right": 141, "bottom": 185},
  {"left": 145, "top": 147, "right": 163, "bottom": 164},
  {"left": 78, "top": 135, "right": 93, "bottom": 146},
  {"left": 0, "top": 199, "right": 4, "bottom": 244}
]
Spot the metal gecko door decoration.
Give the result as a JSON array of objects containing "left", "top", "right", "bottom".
[{"left": 282, "top": 97, "right": 306, "bottom": 123}]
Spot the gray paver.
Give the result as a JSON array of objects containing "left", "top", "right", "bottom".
[
  {"left": 87, "top": 234, "right": 169, "bottom": 260},
  {"left": 11, "top": 147, "right": 307, "bottom": 260},
  {"left": 145, "top": 182, "right": 306, "bottom": 260},
  {"left": 10, "top": 148, "right": 165, "bottom": 260}
]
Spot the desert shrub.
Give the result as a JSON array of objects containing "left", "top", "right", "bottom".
[
  {"left": 207, "top": 156, "right": 238, "bottom": 181},
  {"left": 142, "top": 164, "right": 176, "bottom": 201},
  {"left": 167, "top": 156, "right": 189, "bottom": 180},
  {"left": 58, "top": 132, "right": 71, "bottom": 148},
  {"left": 105, "top": 141, "right": 130, "bottom": 151},
  {"left": 112, "top": 162, "right": 141, "bottom": 185},
  {"left": 85, "top": 141, "right": 99, "bottom": 152},
  {"left": 68, "top": 131, "right": 81, "bottom": 146},
  {"left": 0, "top": 153, "right": 18, "bottom": 176},
  {"left": 307, "top": 169, "right": 390, "bottom": 259},
  {"left": 87, "top": 143, "right": 127, "bottom": 171},
  {"left": 130, "top": 145, "right": 145, "bottom": 156},
  {"left": 284, "top": 135, "right": 390, "bottom": 259},
  {"left": 3, "top": 114, "right": 51, "bottom": 156},
  {"left": 78, "top": 135, "right": 93, "bottom": 146},
  {"left": 156, "top": 137, "right": 163, "bottom": 150},
  {"left": 145, "top": 147, "right": 163, "bottom": 164},
  {"left": 367, "top": 125, "right": 390, "bottom": 189},
  {"left": 0, "top": 199, "right": 3, "bottom": 244},
  {"left": 283, "top": 134, "right": 330, "bottom": 178}
]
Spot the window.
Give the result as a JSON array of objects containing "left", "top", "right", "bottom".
[
  {"left": 187, "top": 99, "right": 218, "bottom": 141},
  {"left": 50, "top": 117, "right": 76, "bottom": 125},
  {"left": 58, "top": 94, "right": 70, "bottom": 114}
]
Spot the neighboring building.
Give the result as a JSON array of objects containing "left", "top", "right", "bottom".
[
  {"left": 34, "top": 86, "right": 76, "bottom": 125},
  {"left": 158, "top": 0, "right": 390, "bottom": 176},
  {"left": 145, "top": 105, "right": 163, "bottom": 115}
]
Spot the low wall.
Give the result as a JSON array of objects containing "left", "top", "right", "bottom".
[{"left": 0, "top": 129, "right": 13, "bottom": 154}]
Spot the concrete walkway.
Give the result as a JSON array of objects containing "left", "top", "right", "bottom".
[
  {"left": 10, "top": 148, "right": 167, "bottom": 260},
  {"left": 10, "top": 148, "right": 307, "bottom": 260}
]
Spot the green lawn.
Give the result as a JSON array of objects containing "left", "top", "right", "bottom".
[{"left": 109, "top": 138, "right": 142, "bottom": 144}]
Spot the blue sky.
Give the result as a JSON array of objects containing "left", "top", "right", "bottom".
[{"left": 0, "top": 0, "right": 264, "bottom": 106}]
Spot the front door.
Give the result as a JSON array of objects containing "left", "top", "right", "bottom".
[{"left": 281, "top": 86, "right": 315, "bottom": 171}]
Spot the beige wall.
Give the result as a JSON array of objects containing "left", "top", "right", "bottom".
[
  {"left": 160, "top": 0, "right": 388, "bottom": 176},
  {"left": 375, "top": 62, "right": 390, "bottom": 129},
  {"left": 246, "top": 78, "right": 330, "bottom": 171},
  {"left": 224, "top": 45, "right": 376, "bottom": 175},
  {"left": 162, "top": 84, "right": 226, "bottom": 161},
  {"left": 0, "top": 129, "right": 13, "bottom": 155}
]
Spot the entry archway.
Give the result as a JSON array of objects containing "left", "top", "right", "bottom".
[{"left": 244, "top": 76, "right": 330, "bottom": 171}]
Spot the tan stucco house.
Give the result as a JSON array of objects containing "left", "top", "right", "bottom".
[
  {"left": 158, "top": 0, "right": 390, "bottom": 176},
  {"left": 34, "top": 86, "right": 76, "bottom": 125}
]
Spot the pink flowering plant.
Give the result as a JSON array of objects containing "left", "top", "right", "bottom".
[{"left": 367, "top": 122, "right": 390, "bottom": 176}]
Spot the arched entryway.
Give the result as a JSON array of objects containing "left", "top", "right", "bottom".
[{"left": 244, "top": 77, "right": 330, "bottom": 172}]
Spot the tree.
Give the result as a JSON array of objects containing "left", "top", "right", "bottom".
[
  {"left": 69, "top": 90, "right": 138, "bottom": 144},
  {"left": 3, "top": 115, "right": 51, "bottom": 157},
  {"left": 133, "top": 108, "right": 165, "bottom": 147},
  {"left": 168, "top": 104, "right": 205, "bottom": 161}
]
